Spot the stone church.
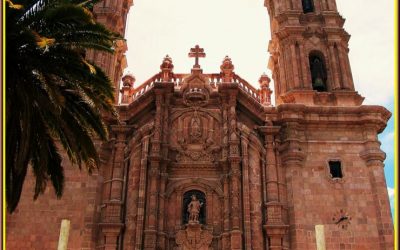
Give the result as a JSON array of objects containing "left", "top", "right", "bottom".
[{"left": 7, "top": 0, "right": 394, "bottom": 249}]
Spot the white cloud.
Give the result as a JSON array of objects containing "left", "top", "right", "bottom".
[
  {"left": 388, "top": 187, "right": 395, "bottom": 199},
  {"left": 380, "top": 131, "right": 395, "bottom": 155},
  {"left": 387, "top": 187, "right": 395, "bottom": 218}
]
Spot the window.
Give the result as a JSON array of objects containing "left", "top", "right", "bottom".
[
  {"left": 309, "top": 53, "right": 328, "bottom": 92},
  {"left": 302, "top": 0, "right": 315, "bottom": 13},
  {"left": 329, "top": 161, "right": 343, "bottom": 178}
]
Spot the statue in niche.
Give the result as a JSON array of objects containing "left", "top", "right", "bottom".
[
  {"left": 187, "top": 195, "right": 203, "bottom": 223},
  {"left": 183, "top": 191, "right": 206, "bottom": 224},
  {"left": 190, "top": 115, "right": 202, "bottom": 143},
  {"left": 309, "top": 55, "right": 327, "bottom": 92}
]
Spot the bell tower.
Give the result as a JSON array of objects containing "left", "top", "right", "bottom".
[{"left": 265, "top": 0, "right": 364, "bottom": 106}]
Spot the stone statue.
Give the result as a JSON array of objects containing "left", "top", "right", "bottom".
[
  {"left": 190, "top": 117, "right": 202, "bottom": 141},
  {"left": 187, "top": 195, "right": 203, "bottom": 223}
]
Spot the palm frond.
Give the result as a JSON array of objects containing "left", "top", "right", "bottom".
[{"left": 6, "top": 0, "right": 118, "bottom": 213}]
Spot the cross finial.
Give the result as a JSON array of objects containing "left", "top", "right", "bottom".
[{"left": 188, "top": 45, "right": 206, "bottom": 69}]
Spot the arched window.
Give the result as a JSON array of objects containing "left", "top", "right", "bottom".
[
  {"left": 302, "top": 0, "right": 315, "bottom": 13},
  {"left": 309, "top": 52, "right": 328, "bottom": 92},
  {"left": 182, "top": 190, "right": 206, "bottom": 224}
]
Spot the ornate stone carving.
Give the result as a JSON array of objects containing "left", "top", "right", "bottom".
[
  {"left": 175, "top": 224, "right": 213, "bottom": 250},
  {"left": 187, "top": 195, "right": 203, "bottom": 223},
  {"left": 181, "top": 76, "right": 211, "bottom": 107},
  {"left": 189, "top": 112, "right": 203, "bottom": 143},
  {"left": 160, "top": 55, "right": 174, "bottom": 82},
  {"left": 170, "top": 109, "right": 221, "bottom": 165},
  {"left": 220, "top": 56, "right": 234, "bottom": 82}
]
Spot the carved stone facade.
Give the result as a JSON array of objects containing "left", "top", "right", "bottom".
[{"left": 6, "top": 0, "right": 393, "bottom": 250}]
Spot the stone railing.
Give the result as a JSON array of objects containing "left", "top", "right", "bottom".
[
  {"left": 233, "top": 74, "right": 261, "bottom": 102},
  {"left": 127, "top": 72, "right": 261, "bottom": 103},
  {"left": 131, "top": 73, "right": 161, "bottom": 100}
]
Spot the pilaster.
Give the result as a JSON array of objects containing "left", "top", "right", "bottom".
[
  {"left": 360, "top": 125, "right": 394, "bottom": 250},
  {"left": 259, "top": 126, "right": 289, "bottom": 250},
  {"left": 99, "top": 125, "right": 131, "bottom": 248},
  {"left": 143, "top": 90, "right": 164, "bottom": 250}
]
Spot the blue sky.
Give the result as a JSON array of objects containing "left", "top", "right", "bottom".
[
  {"left": 124, "top": 0, "right": 395, "bottom": 216},
  {"left": 379, "top": 103, "right": 395, "bottom": 217}
]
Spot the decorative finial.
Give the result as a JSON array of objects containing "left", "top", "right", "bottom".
[
  {"left": 120, "top": 73, "right": 136, "bottom": 104},
  {"left": 122, "top": 73, "right": 136, "bottom": 87},
  {"left": 258, "top": 73, "right": 272, "bottom": 106},
  {"left": 220, "top": 55, "right": 235, "bottom": 82},
  {"left": 188, "top": 45, "right": 206, "bottom": 71},
  {"left": 258, "top": 72, "right": 271, "bottom": 87},
  {"left": 160, "top": 55, "right": 174, "bottom": 82}
]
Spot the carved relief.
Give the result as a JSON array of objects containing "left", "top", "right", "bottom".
[
  {"left": 189, "top": 112, "right": 203, "bottom": 143},
  {"left": 170, "top": 108, "right": 221, "bottom": 165},
  {"left": 175, "top": 224, "right": 213, "bottom": 250},
  {"left": 181, "top": 73, "right": 212, "bottom": 107}
]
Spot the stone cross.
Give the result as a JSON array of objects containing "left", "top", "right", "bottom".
[{"left": 188, "top": 45, "right": 206, "bottom": 69}]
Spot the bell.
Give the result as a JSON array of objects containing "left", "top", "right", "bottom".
[{"left": 313, "top": 77, "right": 326, "bottom": 92}]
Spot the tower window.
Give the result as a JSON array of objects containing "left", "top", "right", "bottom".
[
  {"left": 302, "top": 0, "right": 315, "bottom": 13},
  {"left": 329, "top": 161, "right": 343, "bottom": 178},
  {"left": 309, "top": 53, "right": 328, "bottom": 92}
]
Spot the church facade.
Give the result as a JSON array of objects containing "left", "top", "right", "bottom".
[{"left": 7, "top": 0, "right": 394, "bottom": 250}]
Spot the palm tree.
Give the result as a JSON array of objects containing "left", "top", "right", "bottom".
[{"left": 6, "top": 0, "right": 120, "bottom": 213}]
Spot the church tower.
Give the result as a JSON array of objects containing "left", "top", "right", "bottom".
[
  {"left": 86, "top": 0, "right": 134, "bottom": 104},
  {"left": 265, "top": 0, "right": 364, "bottom": 106}
]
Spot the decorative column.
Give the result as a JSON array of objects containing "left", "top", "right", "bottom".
[
  {"left": 299, "top": 43, "right": 312, "bottom": 89},
  {"left": 279, "top": 122, "right": 306, "bottom": 249},
  {"left": 259, "top": 126, "right": 288, "bottom": 250},
  {"left": 143, "top": 91, "right": 164, "bottom": 250},
  {"left": 103, "top": 228, "right": 122, "bottom": 250},
  {"left": 248, "top": 136, "right": 265, "bottom": 250},
  {"left": 275, "top": 138, "right": 290, "bottom": 249},
  {"left": 342, "top": 46, "right": 355, "bottom": 90},
  {"left": 221, "top": 101, "right": 231, "bottom": 249},
  {"left": 240, "top": 125, "right": 252, "bottom": 249},
  {"left": 290, "top": 41, "right": 301, "bottom": 89},
  {"left": 135, "top": 134, "right": 151, "bottom": 250},
  {"left": 221, "top": 164, "right": 231, "bottom": 250},
  {"left": 337, "top": 44, "right": 352, "bottom": 90},
  {"left": 227, "top": 93, "right": 243, "bottom": 250},
  {"left": 157, "top": 85, "right": 172, "bottom": 249},
  {"left": 157, "top": 166, "right": 168, "bottom": 249},
  {"left": 100, "top": 125, "right": 131, "bottom": 249},
  {"left": 327, "top": 42, "right": 341, "bottom": 90}
]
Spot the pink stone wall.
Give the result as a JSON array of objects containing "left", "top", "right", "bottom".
[{"left": 6, "top": 155, "right": 102, "bottom": 250}]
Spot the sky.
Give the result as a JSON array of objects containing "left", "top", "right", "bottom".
[{"left": 123, "top": 0, "right": 395, "bottom": 216}]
